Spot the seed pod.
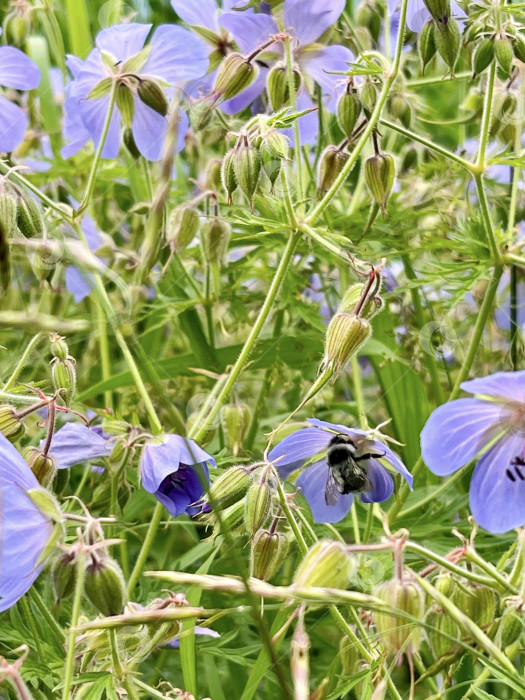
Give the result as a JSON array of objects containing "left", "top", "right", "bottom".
[
  {"left": 250, "top": 528, "right": 289, "bottom": 581},
  {"left": 373, "top": 578, "right": 425, "bottom": 655},
  {"left": 0, "top": 405, "right": 25, "bottom": 442},
  {"left": 293, "top": 540, "right": 351, "bottom": 590},
  {"left": 498, "top": 606, "right": 524, "bottom": 648},
  {"left": 208, "top": 465, "right": 251, "bottom": 509},
  {"left": 494, "top": 37, "right": 514, "bottom": 76},
  {"left": 222, "top": 403, "right": 250, "bottom": 456},
  {"left": 322, "top": 313, "right": 372, "bottom": 373},
  {"left": 51, "top": 551, "right": 76, "bottom": 600},
  {"left": 201, "top": 217, "right": 231, "bottom": 266},
  {"left": 15, "top": 189, "right": 45, "bottom": 238},
  {"left": 23, "top": 446, "right": 57, "bottom": 488},
  {"left": 453, "top": 584, "right": 496, "bottom": 627},
  {"left": 0, "top": 190, "right": 17, "bottom": 295},
  {"left": 116, "top": 83, "right": 134, "bottom": 126},
  {"left": 221, "top": 149, "right": 237, "bottom": 205},
  {"left": 472, "top": 38, "right": 494, "bottom": 78},
  {"left": 513, "top": 34, "right": 525, "bottom": 63},
  {"left": 360, "top": 81, "right": 377, "bottom": 119},
  {"left": 214, "top": 52, "right": 259, "bottom": 102},
  {"left": 233, "top": 138, "right": 261, "bottom": 205},
  {"left": 84, "top": 554, "right": 127, "bottom": 616},
  {"left": 245, "top": 475, "right": 272, "bottom": 537},
  {"left": 52, "top": 359, "right": 76, "bottom": 406},
  {"left": 418, "top": 20, "right": 437, "bottom": 74},
  {"left": 434, "top": 19, "right": 460, "bottom": 73},
  {"left": 364, "top": 153, "right": 396, "bottom": 212},
  {"left": 167, "top": 204, "right": 200, "bottom": 251},
  {"left": 423, "top": 0, "right": 450, "bottom": 25},
  {"left": 317, "top": 145, "right": 350, "bottom": 193},
  {"left": 137, "top": 78, "right": 169, "bottom": 116},
  {"left": 425, "top": 606, "right": 461, "bottom": 657},
  {"left": 337, "top": 88, "right": 361, "bottom": 140}
]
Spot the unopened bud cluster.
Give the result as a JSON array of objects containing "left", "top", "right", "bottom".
[{"left": 50, "top": 334, "right": 76, "bottom": 406}]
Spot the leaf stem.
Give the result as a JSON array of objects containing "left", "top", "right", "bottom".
[{"left": 62, "top": 539, "right": 86, "bottom": 700}]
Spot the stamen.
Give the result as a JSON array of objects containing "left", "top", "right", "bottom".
[{"left": 506, "top": 469, "right": 516, "bottom": 482}]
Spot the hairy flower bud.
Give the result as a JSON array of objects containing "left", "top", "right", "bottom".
[
  {"left": 340, "top": 636, "right": 360, "bottom": 675},
  {"left": 245, "top": 473, "right": 272, "bottom": 537},
  {"left": 51, "top": 551, "right": 76, "bottom": 600},
  {"left": 116, "top": 83, "right": 134, "bottom": 126},
  {"left": 3, "top": 8, "right": 30, "bottom": 46},
  {"left": 250, "top": 528, "right": 289, "bottom": 581},
  {"left": 0, "top": 190, "right": 17, "bottom": 295},
  {"left": 84, "top": 554, "right": 127, "bottom": 616},
  {"left": 167, "top": 204, "right": 200, "bottom": 251},
  {"left": 434, "top": 19, "right": 460, "bottom": 73},
  {"left": 364, "top": 153, "right": 395, "bottom": 212},
  {"left": 214, "top": 53, "right": 259, "bottom": 102},
  {"left": 137, "top": 78, "right": 169, "bottom": 116},
  {"left": 15, "top": 187, "right": 45, "bottom": 238},
  {"left": 0, "top": 404, "right": 25, "bottom": 441},
  {"left": 389, "top": 94, "right": 412, "bottom": 129},
  {"left": 423, "top": 0, "right": 450, "bottom": 25},
  {"left": 208, "top": 465, "right": 251, "bottom": 509},
  {"left": 337, "top": 88, "right": 362, "bottom": 140},
  {"left": 323, "top": 313, "right": 372, "bottom": 373},
  {"left": 360, "top": 81, "right": 377, "bottom": 119},
  {"left": 23, "top": 446, "right": 57, "bottom": 488},
  {"left": 513, "top": 33, "right": 525, "bottom": 63},
  {"left": 50, "top": 334, "right": 69, "bottom": 362},
  {"left": 233, "top": 138, "right": 261, "bottom": 206},
  {"left": 293, "top": 540, "right": 350, "bottom": 590},
  {"left": 222, "top": 403, "right": 250, "bottom": 456},
  {"left": 494, "top": 37, "right": 514, "bottom": 76},
  {"left": 201, "top": 217, "right": 231, "bottom": 266},
  {"left": 453, "top": 584, "right": 496, "bottom": 627},
  {"left": 425, "top": 606, "right": 461, "bottom": 657},
  {"left": 472, "top": 38, "right": 494, "bottom": 78},
  {"left": 260, "top": 131, "right": 289, "bottom": 189},
  {"left": 52, "top": 358, "right": 76, "bottom": 406},
  {"left": 419, "top": 20, "right": 437, "bottom": 74},
  {"left": 373, "top": 578, "right": 424, "bottom": 655},
  {"left": 317, "top": 145, "right": 350, "bottom": 193},
  {"left": 498, "top": 605, "right": 524, "bottom": 648},
  {"left": 221, "top": 149, "right": 237, "bottom": 205},
  {"left": 267, "top": 64, "right": 301, "bottom": 111}
]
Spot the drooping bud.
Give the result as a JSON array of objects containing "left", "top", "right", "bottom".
[
  {"left": 137, "top": 79, "right": 169, "bottom": 116},
  {"left": 418, "top": 20, "right": 437, "bottom": 74},
  {"left": 213, "top": 52, "right": 259, "bottom": 102},
  {"left": 0, "top": 189, "right": 17, "bottom": 295},
  {"left": 116, "top": 83, "right": 134, "bottom": 126},
  {"left": 203, "top": 498, "right": 246, "bottom": 538},
  {"left": 84, "top": 554, "right": 127, "bottom": 616},
  {"left": 0, "top": 404, "right": 25, "bottom": 442},
  {"left": 472, "top": 38, "right": 494, "bottom": 78},
  {"left": 222, "top": 403, "right": 250, "bottom": 456},
  {"left": 207, "top": 465, "right": 251, "bottom": 509},
  {"left": 423, "top": 0, "right": 450, "bottom": 25},
  {"left": 323, "top": 313, "right": 372, "bottom": 374},
  {"left": 453, "top": 584, "right": 496, "bottom": 627},
  {"left": 15, "top": 188, "right": 45, "bottom": 238},
  {"left": 513, "top": 34, "right": 525, "bottom": 63},
  {"left": 494, "top": 36, "right": 514, "bottom": 76},
  {"left": 267, "top": 64, "right": 301, "bottom": 111},
  {"left": 434, "top": 19, "right": 460, "bottom": 74},
  {"left": 23, "top": 446, "right": 57, "bottom": 488},
  {"left": 233, "top": 136, "right": 261, "bottom": 207},
  {"left": 250, "top": 528, "right": 289, "bottom": 581},
  {"left": 497, "top": 605, "right": 524, "bottom": 648},
  {"left": 360, "top": 81, "right": 377, "bottom": 119},
  {"left": 201, "top": 217, "right": 231, "bottom": 266},
  {"left": 260, "top": 130, "right": 289, "bottom": 190},
  {"left": 364, "top": 153, "right": 395, "bottom": 212},
  {"left": 293, "top": 540, "right": 351, "bottom": 590},
  {"left": 51, "top": 551, "right": 76, "bottom": 600},
  {"left": 389, "top": 94, "right": 412, "bottom": 129},
  {"left": 317, "top": 144, "right": 350, "bottom": 193},
  {"left": 356, "top": 1, "right": 381, "bottom": 42},
  {"left": 425, "top": 606, "right": 461, "bottom": 657},
  {"left": 203, "top": 157, "right": 222, "bottom": 190},
  {"left": 373, "top": 578, "right": 425, "bottom": 655},
  {"left": 337, "top": 87, "right": 362, "bottom": 140},
  {"left": 3, "top": 8, "right": 31, "bottom": 46},
  {"left": 52, "top": 358, "right": 76, "bottom": 406},
  {"left": 166, "top": 204, "right": 200, "bottom": 251},
  {"left": 221, "top": 149, "right": 237, "bottom": 205},
  {"left": 434, "top": 572, "right": 455, "bottom": 598},
  {"left": 123, "top": 127, "right": 141, "bottom": 159},
  {"left": 245, "top": 470, "right": 273, "bottom": 537}
]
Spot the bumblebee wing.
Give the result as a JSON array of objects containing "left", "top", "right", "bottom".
[{"left": 325, "top": 469, "right": 342, "bottom": 506}]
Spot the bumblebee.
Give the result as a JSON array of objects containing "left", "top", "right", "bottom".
[{"left": 325, "top": 433, "right": 384, "bottom": 506}]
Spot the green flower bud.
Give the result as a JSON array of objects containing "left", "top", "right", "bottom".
[
  {"left": 373, "top": 578, "right": 425, "bottom": 655},
  {"left": 50, "top": 333, "right": 69, "bottom": 362},
  {"left": 498, "top": 605, "right": 524, "bottom": 648},
  {"left": 221, "top": 149, "right": 238, "bottom": 205},
  {"left": 137, "top": 78, "right": 169, "bottom": 117},
  {"left": 51, "top": 551, "right": 76, "bottom": 600},
  {"left": 322, "top": 313, "right": 372, "bottom": 373},
  {"left": 425, "top": 606, "right": 461, "bottom": 657},
  {"left": 250, "top": 528, "right": 289, "bottom": 581},
  {"left": 204, "top": 498, "right": 246, "bottom": 538},
  {"left": 245, "top": 474, "right": 272, "bottom": 537},
  {"left": 418, "top": 20, "right": 437, "bottom": 74},
  {"left": 267, "top": 64, "right": 301, "bottom": 111},
  {"left": 423, "top": 0, "right": 450, "bottom": 25},
  {"left": 472, "top": 37, "right": 495, "bottom": 78},
  {"left": 0, "top": 404, "right": 25, "bottom": 442},
  {"left": 3, "top": 9, "right": 30, "bottom": 46},
  {"left": 108, "top": 438, "right": 132, "bottom": 472},
  {"left": 167, "top": 204, "right": 200, "bottom": 251},
  {"left": 360, "top": 81, "right": 377, "bottom": 120},
  {"left": 260, "top": 131, "right": 289, "bottom": 189},
  {"left": 52, "top": 358, "right": 76, "bottom": 406},
  {"left": 337, "top": 88, "right": 362, "bottom": 140},
  {"left": 222, "top": 403, "right": 250, "bottom": 456},
  {"left": 84, "top": 554, "right": 127, "bottom": 617},
  {"left": 189, "top": 95, "right": 215, "bottom": 131},
  {"left": 317, "top": 144, "right": 350, "bottom": 193},
  {"left": 453, "top": 584, "right": 496, "bottom": 628},
  {"left": 434, "top": 573, "right": 455, "bottom": 598},
  {"left": 513, "top": 34, "right": 525, "bottom": 63},
  {"left": 203, "top": 157, "right": 222, "bottom": 190},
  {"left": 15, "top": 187, "right": 45, "bottom": 238},
  {"left": 0, "top": 190, "right": 17, "bottom": 296},
  {"left": 364, "top": 153, "right": 395, "bottom": 212},
  {"left": 116, "top": 83, "right": 134, "bottom": 127},
  {"left": 434, "top": 19, "right": 460, "bottom": 73},
  {"left": 389, "top": 94, "right": 412, "bottom": 129},
  {"left": 201, "top": 217, "right": 231, "bottom": 266},
  {"left": 208, "top": 465, "right": 251, "bottom": 509},
  {"left": 293, "top": 540, "right": 350, "bottom": 590},
  {"left": 214, "top": 52, "right": 259, "bottom": 102},
  {"left": 356, "top": 2, "right": 381, "bottom": 42},
  {"left": 23, "top": 446, "right": 57, "bottom": 488},
  {"left": 233, "top": 138, "right": 261, "bottom": 206},
  {"left": 123, "top": 127, "right": 141, "bottom": 160},
  {"left": 340, "top": 636, "right": 360, "bottom": 675},
  {"left": 494, "top": 37, "right": 514, "bottom": 76}
]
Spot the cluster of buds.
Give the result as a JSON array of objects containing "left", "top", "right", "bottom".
[
  {"left": 469, "top": 22, "right": 525, "bottom": 80},
  {"left": 418, "top": 0, "right": 462, "bottom": 75},
  {"left": 50, "top": 333, "right": 77, "bottom": 407}
]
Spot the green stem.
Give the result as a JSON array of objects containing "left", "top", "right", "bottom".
[
  {"left": 127, "top": 501, "right": 165, "bottom": 596},
  {"left": 475, "top": 61, "right": 496, "bottom": 172},
  {"left": 2, "top": 333, "right": 42, "bottom": 391},
  {"left": 62, "top": 543, "right": 85, "bottom": 700},
  {"left": 284, "top": 37, "right": 303, "bottom": 203},
  {"left": 95, "top": 301, "right": 113, "bottom": 410},
  {"left": 76, "top": 79, "right": 118, "bottom": 216},
  {"left": 464, "top": 547, "right": 515, "bottom": 593},
  {"left": 473, "top": 172, "right": 501, "bottom": 264},
  {"left": 305, "top": 0, "right": 409, "bottom": 226}
]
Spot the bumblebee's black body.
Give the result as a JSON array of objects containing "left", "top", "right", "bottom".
[{"left": 325, "top": 434, "right": 384, "bottom": 506}]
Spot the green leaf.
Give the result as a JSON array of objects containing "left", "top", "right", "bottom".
[{"left": 64, "top": 0, "right": 92, "bottom": 58}]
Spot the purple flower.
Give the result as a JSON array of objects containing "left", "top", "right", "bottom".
[
  {"left": 164, "top": 625, "right": 220, "bottom": 648},
  {"left": 421, "top": 370, "right": 525, "bottom": 534},
  {"left": 388, "top": 0, "right": 466, "bottom": 33},
  {"left": 62, "top": 23, "right": 209, "bottom": 161},
  {"left": 46, "top": 423, "right": 113, "bottom": 469},
  {"left": 140, "top": 434, "right": 216, "bottom": 517},
  {"left": 268, "top": 418, "right": 412, "bottom": 523},
  {"left": 0, "top": 433, "right": 54, "bottom": 611},
  {"left": 0, "top": 35, "right": 40, "bottom": 152}
]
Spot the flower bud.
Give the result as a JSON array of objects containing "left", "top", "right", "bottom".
[
  {"left": 472, "top": 38, "right": 494, "bottom": 78},
  {"left": 498, "top": 605, "right": 524, "bottom": 648},
  {"left": 123, "top": 127, "right": 141, "bottom": 160},
  {"left": 214, "top": 53, "right": 259, "bottom": 102},
  {"left": 50, "top": 333, "right": 69, "bottom": 361},
  {"left": 267, "top": 64, "right": 301, "bottom": 111},
  {"left": 250, "top": 528, "right": 289, "bottom": 581},
  {"left": 356, "top": 1, "right": 381, "bottom": 42},
  {"left": 52, "top": 358, "right": 76, "bottom": 406},
  {"left": 0, "top": 190, "right": 17, "bottom": 295},
  {"left": 116, "top": 83, "right": 134, "bottom": 126},
  {"left": 0, "top": 404, "right": 25, "bottom": 441},
  {"left": 51, "top": 551, "right": 76, "bottom": 600},
  {"left": 221, "top": 149, "right": 237, "bottom": 205},
  {"left": 453, "top": 584, "right": 496, "bottom": 627},
  {"left": 201, "top": 217, "right": 231, "bottom": 266},
  {"left": 360, "top": 81, "right": 377, "bottom": 119},
  {"left": 373, "top": 578, "right": 424, "bottom": 655},
  {"left": 490, "top": 91, "right": 517, "bottom": 139},
  {"left": 434, "top": 572, "right": 455, "bottom": 597},
  {"left": 434, "top": 19, "right": 460, "bottom": 73},
  {"left": 204, "top": 498, "right": 246, "bottom": 538},
  {"left": 317, "top": 145, "right": 350, "bottom": 193},
  {"left": 108, "top": 438, "right": 133, "bottom": 472},
  {"left": 137, "top": 78, "right": 169, "bottom": 116},
  {"left": 293, "top": 540, "right": 350, "bottom": 590},
  {"left": 364, "top": 153, "right": 395, "bottom": 212},
  {"left": 245, "top": 473, "right": 272, "bottom": 537},
  {"left": 222, "top": 403, "right": 250, "bottom": 456},
  {"left": 418, "top": 20, "right": 437, "bottom": 74},
  {"left": 167, "top": 204, "right": 200, "bottom": 251},
  {"left": 23, "top": 446, "right": 57, "bottom": 488},
  {"left": 84, "top": 554, "right": 127, "bottom": 616},
  {"left": 425, "top": 606, "right": 460, "bottom": 657},
  {"left": 513, "top": 34, "right": 525, "bottom": 63},
  {"left": 339, "top": 636, "right": 360, "bottom": 675},
  {"left": 260, "top": 131, "right": 289, "bottom": 189},
  {"left": 233, "top": 138, "right": 261, "bottom": 206},
  {"left": 423, "top": 0, "right": 450, "bottom": 25},
  {"left": 15, "top": 188, "right": 45, "bottom": 238},
  {"left": 494, "top": 37, "right": 514, "bottom": 76},
  {"left": 389, "top": 94, "right": 412, "bottom": 129},
  {"left": 323, "top": 313, "right": 372, "bottom": 373},
  {"left": 337, "top": 88, "right": 362, "bottom": 140},
  {"left": 208, "top": 465, "right": 251, "bottom": 509},
  {"left": 3, "top": 9, "right": 30, "bottom": 46}
]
